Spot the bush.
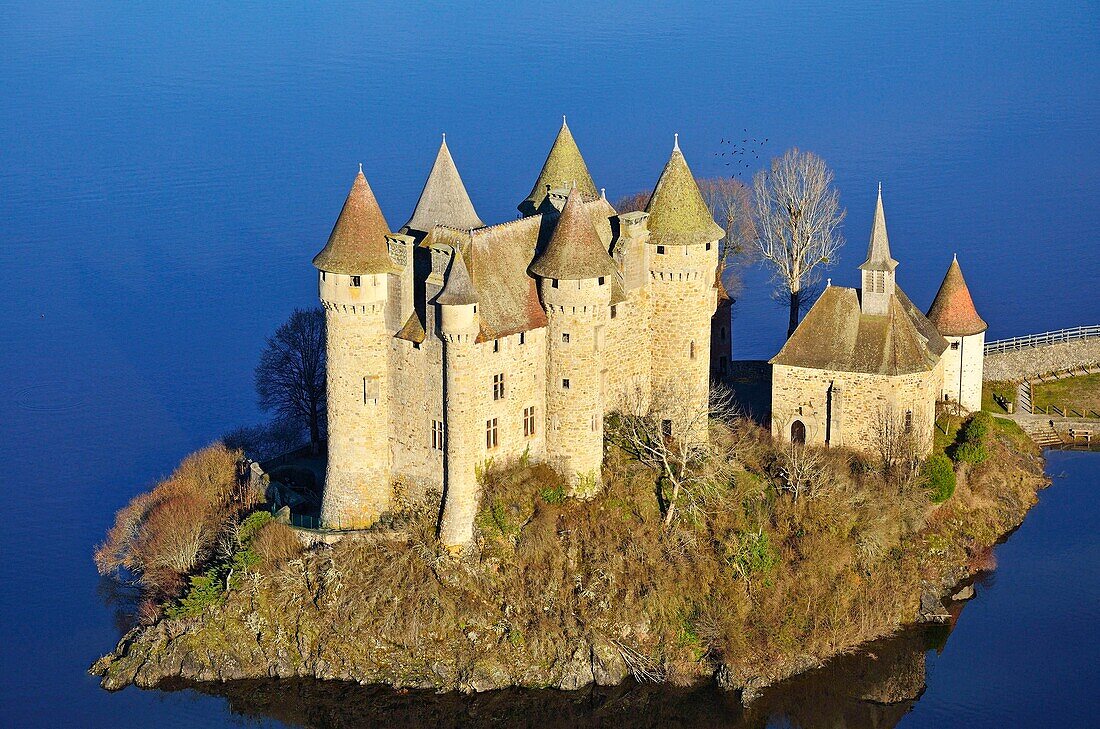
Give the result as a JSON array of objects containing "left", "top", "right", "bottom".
[
  {"left": 959, "top": 412, "right": 992, "bottom": 444},
  {"left": 953, "top": 441, "right": 988, "bottom": 465},
  {"left": 922, "top": 454, "right": 956, "bottom": 503}
]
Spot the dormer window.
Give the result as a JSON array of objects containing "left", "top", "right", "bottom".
[{"left": 350, "top": 275, "right": 361, "bottom": 287}]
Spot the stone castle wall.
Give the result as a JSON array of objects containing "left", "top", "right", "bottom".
[
  {"left": 388, "top": 335, "right": 443, "bottom": 500},
  {"left": 648, "top": 242, "right": 719, "bottom": 438},
  {"left": 940, "top": 332, "right": 985, "bottom": 412},
  {"left": 541, "top": 277, "right": 610, "bottom": 495},
  {"left": 319, "top": 273, "right": 393, "bottom": 529},
  {"left": 772, "top": 359, "right": 943, "bottom": 456}
]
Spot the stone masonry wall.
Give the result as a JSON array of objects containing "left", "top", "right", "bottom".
[
  {"left": 388, "top": 334, "right": 443, "bottom": 501},
  {"left": 984, "top": 338, "right": 1100, "bottom": 381},
  {"left": 320, "top": 273, "right": 393, "bottom": 529},
  {"left": 542, "top": 277, "right": 610, "bottom": 496},
  {"left": 649, "top": 241, "right": 719, "bottom": 440},
  {"left": 771, "top": 360, "right": 942, "bottom": 457},
  {"left": 604, "top": 286, "right": 652, "bottom": 411}
]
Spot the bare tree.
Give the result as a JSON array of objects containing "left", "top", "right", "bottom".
[
  {"left": 753, "top": 148, "right": 846, "bottom": 337},
  {"left": 773, "top": 442, "right": 838, "bottom": 501},
  {"left": 698, "top": 177, "right": 754, "bottom": 298},
  {"left": 609, "top": 381, "right": 739, "bottom": 527},
  {"left": 872, "top": 406, "right": 928, "bottom": 485},
  {"left": 256, "top": 308, "right": 327, "bottom": 455},
  {"left": 613, "top": 190, "right": 651, "bottom": 213}
]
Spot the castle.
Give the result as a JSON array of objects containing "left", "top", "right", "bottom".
[
  {"left": 770, "top": 186, "right": 987, "bottom": 452},
  {"left": 312, "top": 120, "right": 726, "bottom": 546}
]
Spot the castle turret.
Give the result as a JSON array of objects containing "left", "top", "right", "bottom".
[
  {"left": 519, "top": 117, "right": 599, "bottom": 216},
  {"left": 313, "top": 168, "right": 400, "bottom": 529},
  {"left": 531, "top": 188, "right": 616, "bottom": 496},
  {"left": 435, "top": 247, "right": 484, "bottom": 548},
  {"left": 644, "top": 136, "right": 723, "bottom": 437},
  {"left": 859, "top": 185, "right": 898, "bottom": 316},
  {"left": 403, "top": 134, "right": 484, "bottom": 234},
  {"left": 927, "top": 255, "right": 987, "bottom": 411}
]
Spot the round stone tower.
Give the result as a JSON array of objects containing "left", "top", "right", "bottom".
[
  {"left": 531, "top": 188, "right": 617, "bottom": 496},
  {"left": 644, "top": 136, "right": 723, "bottom": 439},
  {"left": 313, "top": 168, "right": 400, "bottom": 529},
  {"left": 436, "top": 247, "right": 483, "bottom": 548},
  {"left": 927, "top": 254, "right": 987, "bottom": 412}
]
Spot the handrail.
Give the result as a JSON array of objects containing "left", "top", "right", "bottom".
[{"left": 984, "top": 325, "right": 1100, "bottom": 355}]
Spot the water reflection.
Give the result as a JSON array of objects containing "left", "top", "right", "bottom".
[{"left": 162, "top": 625, "right": 952, "bottom": 728}]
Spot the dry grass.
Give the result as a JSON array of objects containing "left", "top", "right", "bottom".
[{"left": 99, "top": 416, "right": 1046, "bottom": 692}]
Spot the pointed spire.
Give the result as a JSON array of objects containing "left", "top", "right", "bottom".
[
  {"left": 927, "top": 256, "right": 987, "bottom": 336},
  {"left": 859, "top": 184, "right": 899, "bottom": 271},
  {"left": 404, "top": 136, "right": 484, "bottom": 232},
  {"left": 530, "top": 189, "right": 617, "bottom": 280},
  {"left": 313, "top": 168, "right": 398, "bottom": 274},
  {"left": 436, "top": 246, "right": 480, "bottom": 306},
  {"left": 520, "top": 118, "right": 598, "bottom": 214},
  {"left": 644, "top": 139, "right": 725, "bottom": 246}
]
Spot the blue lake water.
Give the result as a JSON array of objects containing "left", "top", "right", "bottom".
[{"left": 0, "top": 2, "right": 1097, "bottom": 726}]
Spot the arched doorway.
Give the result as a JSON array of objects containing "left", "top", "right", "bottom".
[{"left": 790, "top": 420, "right": 806, "bottom": 445}]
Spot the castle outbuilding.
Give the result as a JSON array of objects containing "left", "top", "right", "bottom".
[
  {"left": 770, "top": 187, "right": 985, "bottom": 455},
  {"left": 312, "top": 122, "right": 722, "bottom": 545}
]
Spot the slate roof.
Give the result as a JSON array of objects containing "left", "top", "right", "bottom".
[
  {"left": 926, "top": 256, "right": 988, "bottom": 336},
  {"left": 520, "top": 118, "right": 599, "bottom": 214},
  {"left": 403, "top": 136, "right": 484, "bottom": 233},
  {"left": 435, "top": 246, "right": 479, "bottom": 306},
  {"left": 313, "top": 169, "right": 400, "bottom": 274},
  {"left": 645, "top": 137, "right": 725, "bottom": 246},
  {"left": 860, "top": 185, "right": 899, "bottom": 272},
  {"left": 529, "top": 189, "right": 617, "bottom": 280},
  {"left": 771, "top": 285, "right": 947, "bottom": 375}
]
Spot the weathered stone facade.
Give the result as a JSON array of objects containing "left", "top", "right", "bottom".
[
  {"left": 770, "top": 187, "right": 980, "bottom": 458},
  {"left": 313, "top": 128, "right": 722, "bottom": 546}
]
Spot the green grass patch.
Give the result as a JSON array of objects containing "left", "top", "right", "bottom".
[
  {"left": 982, "top": 381, "right": 1016, "bottom": 413},
  {"left": 1032, "top": 373, "right": 1100, "bottom": 415}
]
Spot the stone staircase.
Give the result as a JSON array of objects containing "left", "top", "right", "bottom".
[{"left": 1018, "top": 418, "right": 1062, "bottom": 447}]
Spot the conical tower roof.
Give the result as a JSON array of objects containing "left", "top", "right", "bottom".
[
  {"left": 404, "top": 135, "right": 484, "bottom": 232},
  {"left": 927, "top": 255, "right": 987, "bottom": 336},
  {"left": 530, "top": 188, "right": 617, "bottom": 280},
  {"left": 859, "top": 184, "right": 899, "bottom": 271},
  {"left": 436, "top": 245, "right": 480, "bottom": 306},
  {"left": 645, "top": 136, "right": 725, "bottom": 246},
  {"left": 313, "top": 168, "right": 398, "bottom": 274},
  {"left": 520, "top": 118, "right": 598, "bottom": 213}
]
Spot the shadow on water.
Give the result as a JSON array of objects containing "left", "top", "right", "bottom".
[{"left": 158, "top": 624, "right": 953, "bottom": 728}]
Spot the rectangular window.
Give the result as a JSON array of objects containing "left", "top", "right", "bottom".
[
  {"left": 950, "top": 341, "right": 960, "bottom": 350},
  {"left": 562, "top": 332, "right": 570, "bottom": 344},
  {"left": 598, "top": 276, "right": 605, "bottom": 285},
  {"left": 493, "top": 373, "right": 505, "bottom": 400},
  {"left": 904, "top": 410, "right": 913, "bottom": 433},
  {"left": 486, "top": 418, "right": 499, "bottom": 449},
  {"left": 363, "top": 376, "right": 379, "bottom": 403},
  {"left": 431, "top": 420, "right": 444, "bottom": 451},
  {"left": 519, "top": 331, "right": 526, "bottom": 345},
  {"left": 689, "top": 340, "right": 696, "bottom": 360},
  {"left": 350, "top": 275, "right": 361, "bottom": 287},
  {"left": 562, "top": 378, "right": 570, "bottom": 390},
  {"left": 706, "top": 242, "right": 712, "bottom": 251},
  {"left": 656, "top": 245, "right": 665, "bottom": 255},
  {"left": 493, "top": 340, "right": 500, "bottom": 353},
  {"left": 523, "top": 406, "right": 536, "bottom": 437},
  {"left": 610, "top": 305, "right": 617, "bottom": 319},
  {"left": 552, "top": 279, "right": 559, "bottom": 289},
  {"left": 321, "top": 271, "right": 326, "bottom": 280}
]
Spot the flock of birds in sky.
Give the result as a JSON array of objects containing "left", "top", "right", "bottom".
[{"left": 716, "top": 130, "right": 768, "bottom": 174}]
